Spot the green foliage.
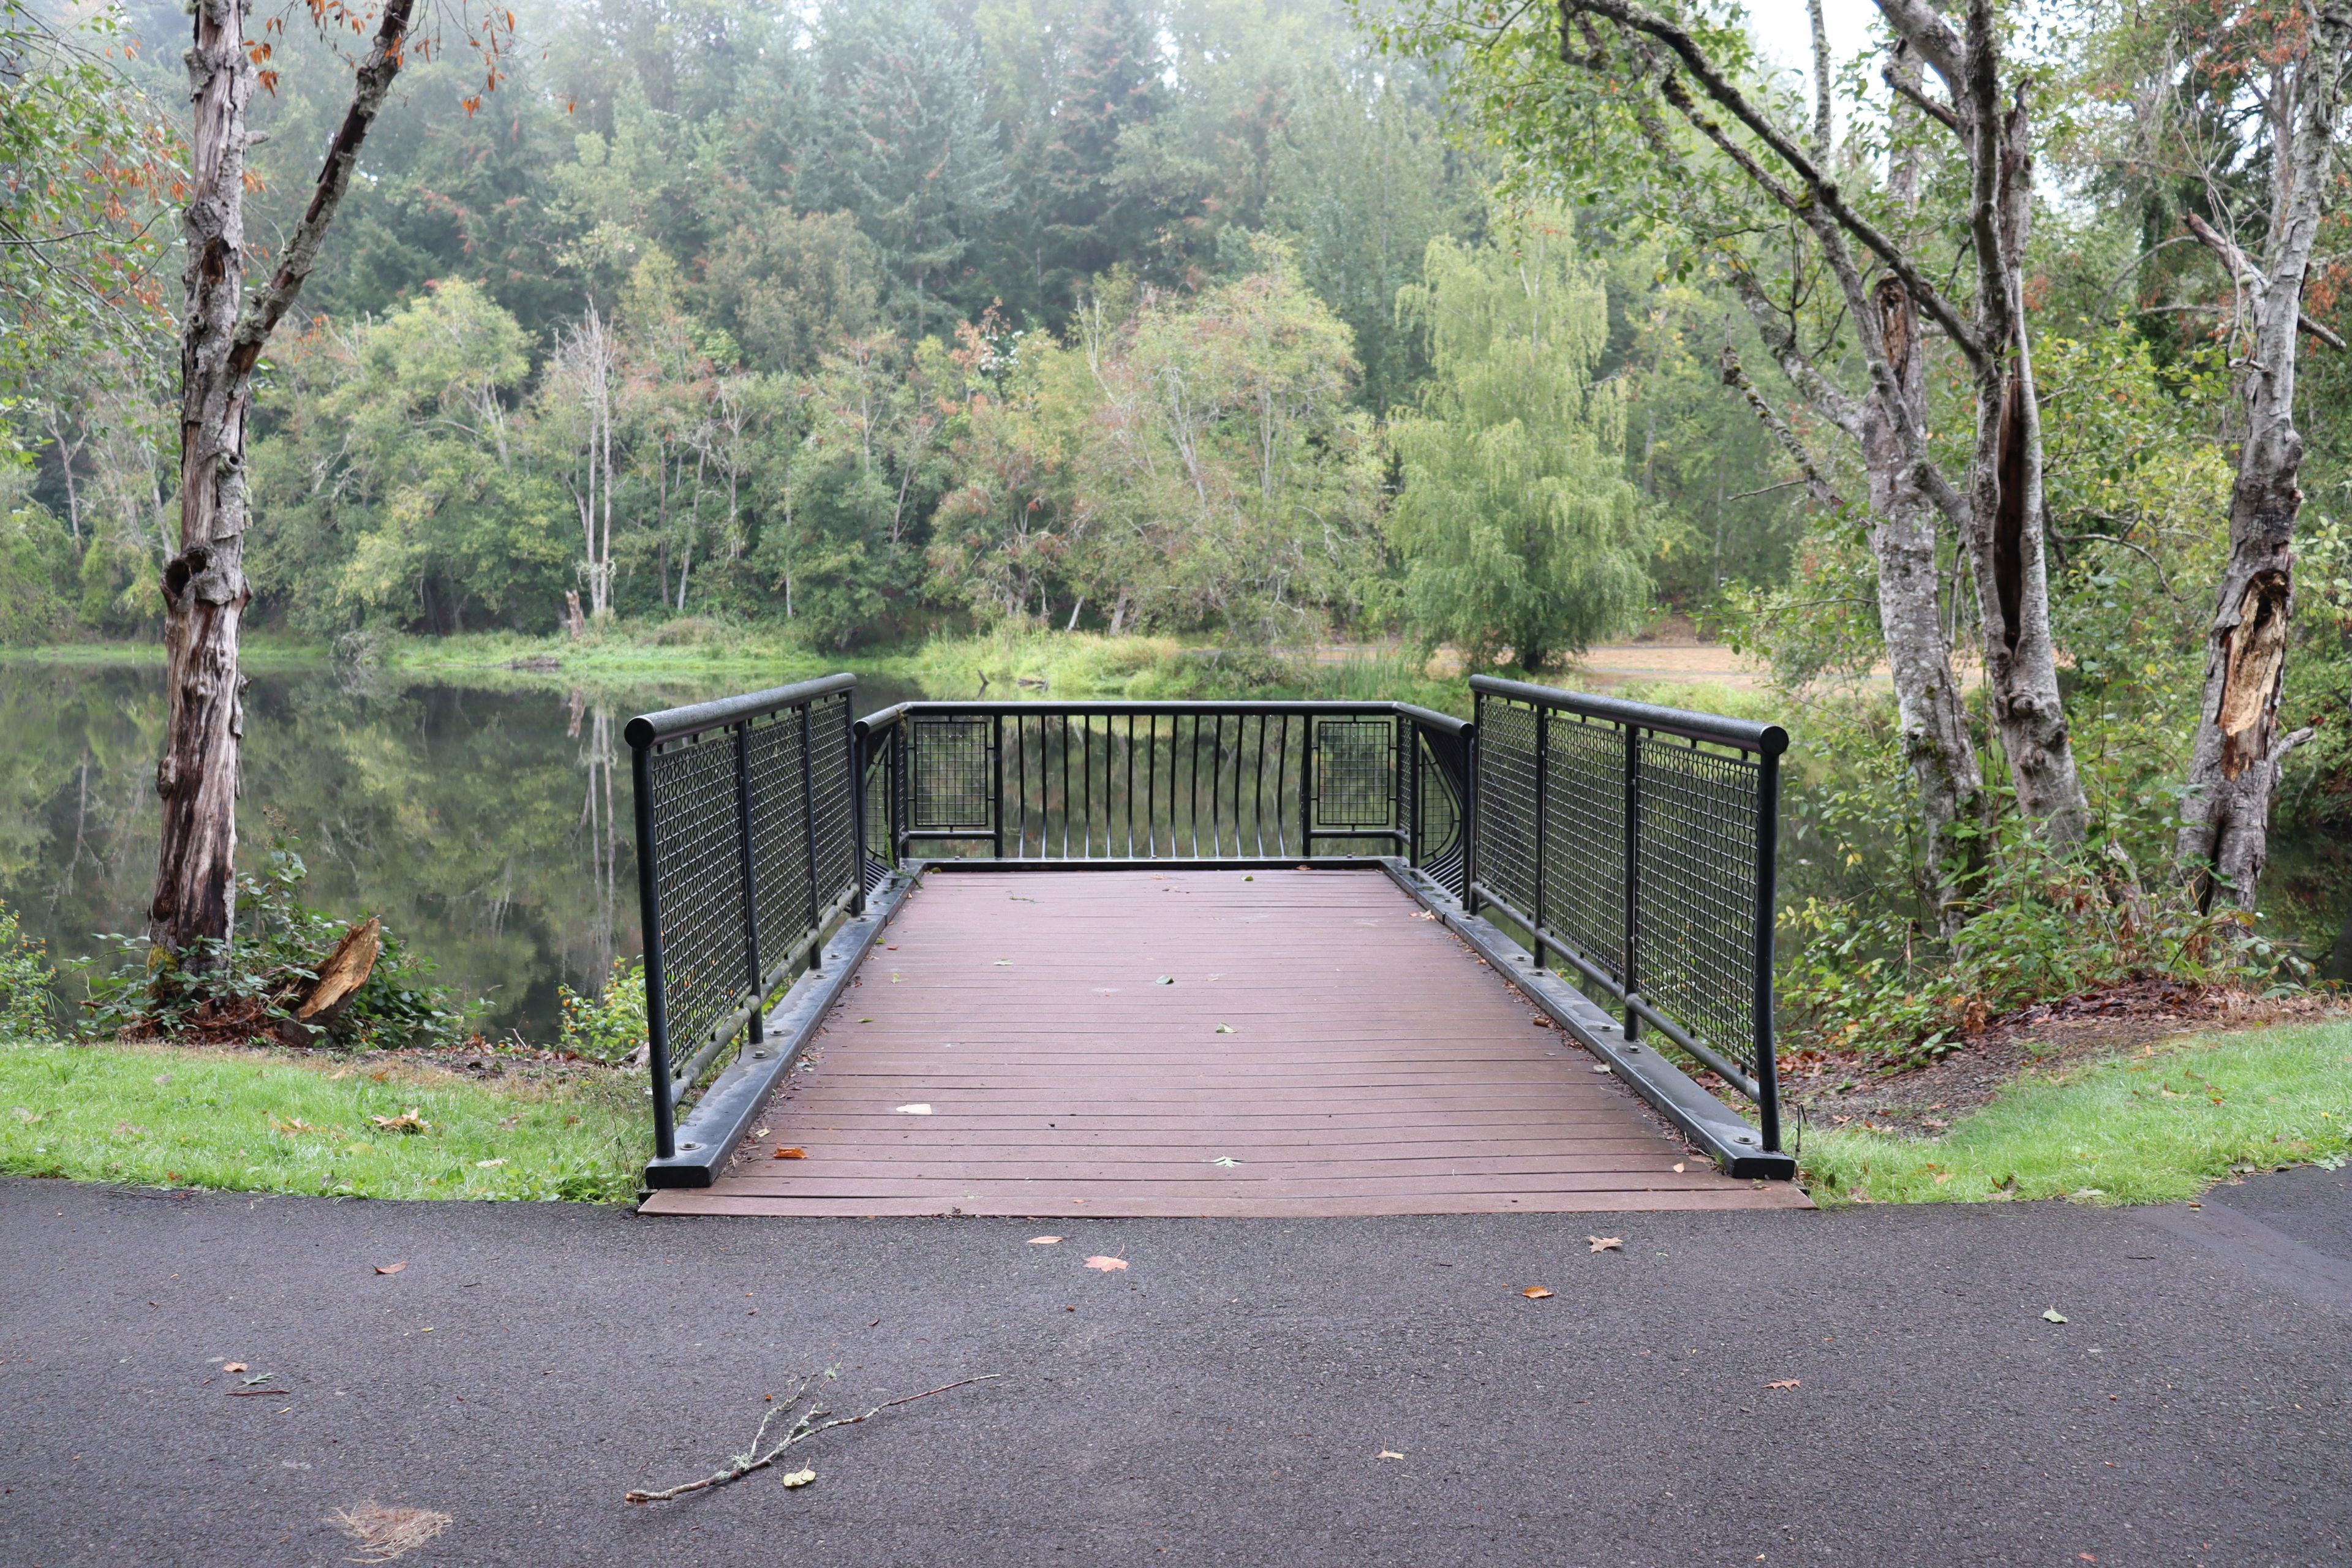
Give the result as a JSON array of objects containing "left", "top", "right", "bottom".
[
  {"left": 558, "top": 957, "right": 647, "bottom": 1064},
  {"left": 1781, "top": 823, "right": 2292, "bottom": 1069},
  {"left": 76, "top": 835, "right": 471, "bottom": 1050},
  {"left": 0, "top": 1041, "right": 639, "bottom": 1201},
  {"left": 0, "top": 0, "right": 173, "bottom": 428},
  {"left": 1387, "top": 208, "right": 1653, "bottom": 668},
  {"left": 1798, "top": 1020, "right": 2352, "bottom": 1206},
  {"left": 0, "top": 898, "right": 56, "bottom": 1042}
]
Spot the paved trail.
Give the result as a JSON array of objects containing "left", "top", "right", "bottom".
[{"left": 4, "top": 1170, "right": 2348, "bottom": 1567}]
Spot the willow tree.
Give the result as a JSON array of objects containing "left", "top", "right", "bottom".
[
  {"left": 153, "top": 0, "right": 507, "bottom": 959},
  {"left": 1385, "top": 208, "right": 1650, "bottom": 671}
]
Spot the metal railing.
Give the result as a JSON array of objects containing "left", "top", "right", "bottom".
[
  {"left": 625, "top": 674, "right": 860, "bottom": 1159},
  {"left": 852, "top": 701, "right": 1470, "bottom": 882},
  {"left": 1466, "top": 675, "right": 1789, "bottom": 1151}
]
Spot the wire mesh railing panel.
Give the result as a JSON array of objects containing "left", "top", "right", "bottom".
[
  {"left": 809, "top": 692, "right": 858, "bottom": 898},
  {"left": 626, "top": 675, "right": 862, "bottom": 1159},
  {"left": 1472, "top": 697, "right": 1540, "bottom": 918},
  {"left": 744, "top": 707, "right": 812, "bottom": 979},
  {"left": 911, "top": 714, "right": 993, "bottom": 832},
  {"left": 1541, "top": 710, "right": 1627, "bottom": 989},
  {"left": 1466, "top": 675, "right": 1787, "bottom": 1147},
  {"left": 1637, "top": 734, "right": 1763, "bottom": 1083},
  {"left": 641, "top": 729, "right": 750, "bottom": 1078},
  {"left": 1313, "top": 717, "right": 1396, "bottom": 831}
]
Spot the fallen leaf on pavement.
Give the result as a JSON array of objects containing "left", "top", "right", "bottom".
[
  {"left": 1764, "top": 1379, "right": 1800, "bottom": 1390},
  {"left": 223, "top": 1362, "right": 248, "bottom": 1373},
  {"left": 1521, "top": 1286, "right": 1553, "bottom": 1299},
  {"left": 1084, "top": 1256, "right": 1128, "bottom": 1272},
  {"left": 1672, "top": 1163, "right": 1686, "bottom": 1173},
  {"left": 780, "top": 1468, "right": 816, "bottom": 1489},
  {"left": 2043, "top": 1308, "right": 2068, "bottom": 1323},
  {"left": 1213, "top": 1024, "right": 1234, "bottom": 1033},
  {"left": 752, "top": 1127, "right": 770, "bottom": 1139},
  {"left": 330, "top": 1501, "right": 451, "bottom": 1563},
  {"left": 1209, "top": 1155, "right": 1242, "bottom": 1167},
  {"left": 1155, "top": 975, "right": 1175, "bottom": 985},
  {"left": 1378, "top": 1450, "right": 1405, "bottom": 1459},
  {"left": 773, "top": 1147, "right": 807, "bottom": 1159},
  {"left": 1588, "top": 1235, "right": 1623, "bottom": 1253},
  {"left": 895, "top": 1104, "right": 933, "bottom": 1115},
  {"left": 1028, "top": 1236, "right": 1062, "bottom": 1245},
  {"left": 373, "top": 1262, "right": 407, "bottom": 1276}
]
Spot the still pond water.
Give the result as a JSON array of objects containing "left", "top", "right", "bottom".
[{"left": 4, "top": 658, "right": 2345, "bottom": 1044}]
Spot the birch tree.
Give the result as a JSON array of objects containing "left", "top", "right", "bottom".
[
  {"left": 1381, "top": 0, "right": 2094, "bottom": 938},
  {"left": 151, "top": 0, "right": 510, "bottom": 959},
  {"left": 2166, "top": 2, "right": 2351, "bottom": 910}
]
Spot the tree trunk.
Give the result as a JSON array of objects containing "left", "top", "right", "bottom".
[
  {"left": 1864, "top": 279, "right": 1985, "bottom": 934},
  {"left": 150, "top": 0, "right": 417, "bottom": 957},
  {"left": 1956, "top": 81, "right": 2087, "bottom": 845},
  {"left": 150, "top": 0, "right": 258, "bottom": 957},
  {"left": 2175, "top": 10, "right": 2346, "bottom": 910}
]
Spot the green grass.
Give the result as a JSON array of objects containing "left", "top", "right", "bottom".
[
  {"left": 0, "top": 1042, "right": 642, "bottom": 1202},
  {"left": 1797, "top": 1019, "right": 2352, "bottom": 1206}
]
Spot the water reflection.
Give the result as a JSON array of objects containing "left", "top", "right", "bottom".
[
  {"left": 0, "top": 662, "right": 920, "bottom": 1041},
  {"left": 2, "top": 660, "right": 2343, "bottom": 1046}
]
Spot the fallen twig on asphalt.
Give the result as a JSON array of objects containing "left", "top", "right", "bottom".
[{"left": 623, "top": 1370, "right": 1001, "bottom": 1504}]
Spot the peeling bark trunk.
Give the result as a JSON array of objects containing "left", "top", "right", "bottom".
[
  {"left": 150, "top": 0, "right": 417, "bottom": 958},
  {"left": 2175, "top": 17, "right": 2347, "bottom": 907},
  {"left": 1956, "top": 80, "right": 2087, "bottom": 845},
  {"left": 1865, "top": 278, "right": 1985, "bottom": 934}
]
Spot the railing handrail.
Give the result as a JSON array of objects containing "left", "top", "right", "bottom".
[
  {"left": 625, "top": 672, "right": 858, "bottom": 749},
  {"left": 865, "top": 698, "right": 1434, "bottom": 717},
  {"left": 1468, "top": 674, "right": 1787, "bottom": 755}
]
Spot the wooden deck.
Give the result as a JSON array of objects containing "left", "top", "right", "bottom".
[{"left": 640, "top": 869, "right": 1810, "bottom": 1217}]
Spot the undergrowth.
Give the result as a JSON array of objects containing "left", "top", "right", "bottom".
[
  {"left": 74, "top": 831, "right": 470, "bottom": 1049},
  {"left": 1796, "top": 1019, "right": 2352, "bottom": 1205}
]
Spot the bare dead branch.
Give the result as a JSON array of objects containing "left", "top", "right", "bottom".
[
  {"left": 1880, "top": 63, "right": 1960, "bottom": 133},
  {"left": 624, "top": 1373, "right": 1001, "bottom": 1506}
]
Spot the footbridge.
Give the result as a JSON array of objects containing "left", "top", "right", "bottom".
[{"left": 622, "top": 675, "right": 1806, "bottom": 1216}]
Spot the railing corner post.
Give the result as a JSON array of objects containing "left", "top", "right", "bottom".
[
  {"left": 1752, "top": 742, "right": 1784, "bottom": 1153},
  {"left": 628, "top": 736, "right": 676, "bottom": 1161}
]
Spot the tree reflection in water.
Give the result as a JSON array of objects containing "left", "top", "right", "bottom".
[{"left": 0, "top": 663, "right": 919, "bottom": 1041}]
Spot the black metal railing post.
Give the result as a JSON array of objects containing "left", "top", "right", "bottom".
[
  {"left": 1532, "top": 708, "right": 1549, "bottom": 935},
  {"left": 850, "top": 722, "right": 869, "bottom": 916},
  {"left": 1752, "top": 742, "right": 1784, "bottom": 1153},
  {"left": 800, "top": 707, "right": 821, "bottom": 974},
  {"left": 733, "top": 722, "right": 765, "bottom": 1050},
  {"left": 632, "top": 741, "right": 676, "bottom": 1160},
  {"left": 1622, "top": 722, "right": 1641, "bottom": 1045}
]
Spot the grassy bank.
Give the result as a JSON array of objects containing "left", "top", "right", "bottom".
[
  {"left": 0, "top": 1042, "right": 641, "bottom": 1202},
  {"left": 1796, "top": 1019, "right": 2352, "bottom": 1205}
]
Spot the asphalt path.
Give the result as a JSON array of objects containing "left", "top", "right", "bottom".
[{"left": 4, "top": 1170, "right": 2349, "bottom": 1568}]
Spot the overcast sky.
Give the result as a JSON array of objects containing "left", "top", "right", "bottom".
[{"left": 1747, "top": 0, "right": 1880, "bottom": 80}]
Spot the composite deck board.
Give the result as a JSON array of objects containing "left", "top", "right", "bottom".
[{"left": 643, "top": 870, "right": 1808, "bottom": 1218}]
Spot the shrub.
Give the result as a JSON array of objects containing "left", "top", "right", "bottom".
[
  {"left": 75, "top": 834, "right": 470, "bottom": 1049},
  {"left": 558, "top": 956, "right": 647, "bottom": 1063},
  {"left": 0, "top": 900, "right": 56, "bottom": 1041}
]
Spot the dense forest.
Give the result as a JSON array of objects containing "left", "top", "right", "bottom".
[{"left": 3, "top": 0, "right": 2350, "bottom": 1046}]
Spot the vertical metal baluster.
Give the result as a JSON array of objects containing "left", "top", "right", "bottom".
[
  {"left": 1059, "top": 713, "right": 1071, "bottom": 859},
  {"left": 850, "top": 722, "right": 869, "bottom": 916},
  {"left": 1271, "top": 714, "right": 1289, "bottom": 858},
  {"left": 1082, "top": 714, "right": 1095, "bottom": 858},
  {"left": 734, "top": 722, "right": 766, "bottom": 1050},
  {"left": 1250, "top": 714, "right": 1267, "bottom": 856},
  {"left": 1187, "top": 714, "right": 1200, "bottom": 858},
  {"left": 632, "top": 740, "right": 675, "bottom": 1159},
  {"left": 1463, "top": 707, "right": 1480, "bottom": 913},
  {"left": 1622, "top": 722, "right": 1641, "bottom": 1042},
  {"left": 1016, "top": 714, "right": 1028, "bottom": 858},
  {"left": 801, "top": 705, "right": 821, "bottom": 974}
]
